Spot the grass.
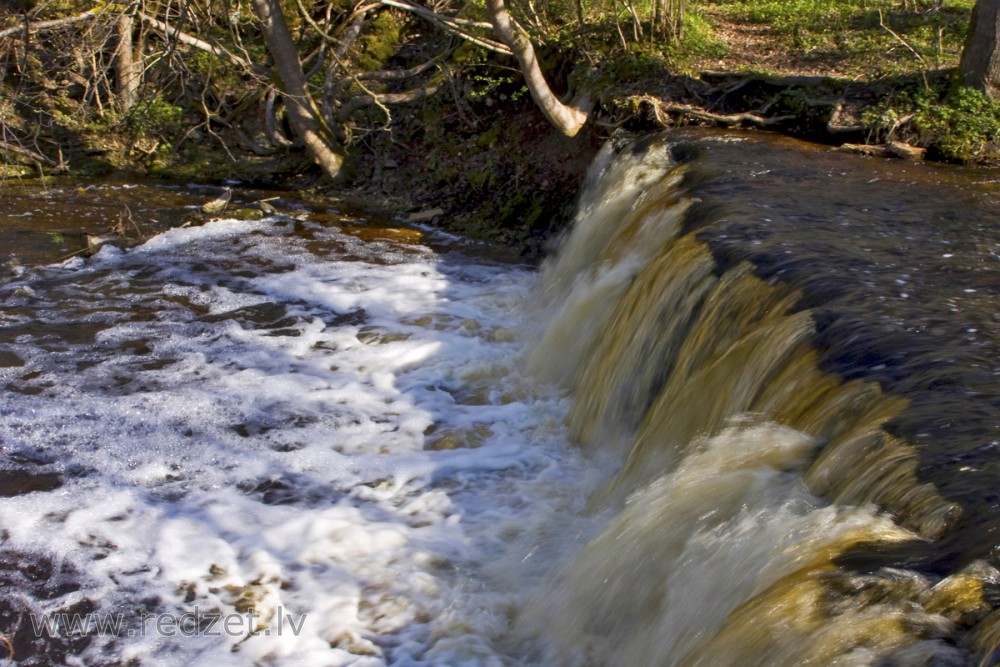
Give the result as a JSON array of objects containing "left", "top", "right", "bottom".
[{"left": 695, "top": 0, "right": 975, "bottom": 77}]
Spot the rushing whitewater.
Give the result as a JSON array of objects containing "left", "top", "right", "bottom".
[
  {"left": 0, "top": 216, "right": 608, "bottom": 665},
  {"left": 2, "top": 131, "right": 999, "bottom": 666}
]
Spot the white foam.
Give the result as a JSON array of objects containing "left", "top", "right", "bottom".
[{"left": 0, "top": 216, "right": 598, "bottom": 665}]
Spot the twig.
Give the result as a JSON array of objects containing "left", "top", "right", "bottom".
[
  {"left": 138, "top": 12, "right": 261, "bottom": 73},
  {"left": 0, "top": 8, "right": 101, "bottom": 40},
  {"left": 357, "top": 59, "right": 442, "bottom": 81},
  {"left": 619, "top": 0, "right": 643, "bottom": 41},
  {"left": 887, "top": 112, "right": 915, "bottom": 141},
  {"left": 376, "top": 0, "right": 513, "bottom": 55},
  {"left": 878, "top": 9, "right": 929, "bottom": 86}
]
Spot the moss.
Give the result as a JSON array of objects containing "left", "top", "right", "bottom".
[
  {"left": 476, "top": 125, "right": 500, "bottom": 149},
  {"left": 126, "top": 97, "right": 184, "bottom": 138},
  {"left": 0, "top": 164, "right": 39, "bottom": 178},
  {"left": 232, "top": 208, "right": 265, "bottom": 221},
  {"left": 355, "top": 12, "right": 403, "bottom": 73}
]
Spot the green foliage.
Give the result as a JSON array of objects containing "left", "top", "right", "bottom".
[
  {"left": 188, "top": 51, "right": 243, "bottom": 90},
  {"left": 862, "top": 85, "right": 1000, "bottom": 162},
  {"left": 667, "top": 8, "right": 727, "bottom": 67},
  {"left": 725, "top": 0, "right": 850, "bottom": 38},
  {"left": 125, "top": 97, "right": 183, "bottom": 138},
  {"left": 594, "top": 50, "right": 667, "bottom": 94},
  {"left": 915, "top": 87, "right": 1000, "bottom": 161},
  {"left": 467, "top": 72, "right": 528, "bottom": 102}
]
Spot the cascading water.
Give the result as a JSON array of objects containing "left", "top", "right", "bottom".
[
  {"left": 1, "top": 130, "right": 998, "bottom": 666},
  {"left": 520, "top": 131, "right": 1000, "bottom": 666}
]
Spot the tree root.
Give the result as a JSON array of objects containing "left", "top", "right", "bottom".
[
  {"left": 635, "top": 95, "right": 796, "bottom": 129},
  {"left": 0, "top": 137, "right": 67, "bottom": 172}
]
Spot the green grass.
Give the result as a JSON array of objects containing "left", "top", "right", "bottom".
[{"left": 698, "top": 0, "right": 974, "bottom": 76}]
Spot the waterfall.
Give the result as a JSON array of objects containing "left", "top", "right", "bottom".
[{"left": 520, "top": 134, "right": 998, "bottom": 666}]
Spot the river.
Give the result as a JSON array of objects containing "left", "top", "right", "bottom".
[{"left": 0, "top": 129, "right": 998, "bottom": 665}]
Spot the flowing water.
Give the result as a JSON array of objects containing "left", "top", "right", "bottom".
[{"left": 0, "top": 130, "right": 998, "bottom": 666}]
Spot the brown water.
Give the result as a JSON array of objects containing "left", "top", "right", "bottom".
[
  {"left": 671, "top": 133, "right": 1000, "bottom": 567},
  {"left": 526, "top": 130, "right": 1000, "bottom": 665},
  {"left": 0, "top": 178, "right": 210, "bottom": 269}
]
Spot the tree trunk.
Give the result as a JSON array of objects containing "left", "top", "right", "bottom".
[
  {"left": 486, "top": 0, "right": 591, "bottom": 137},
  {"left": 959, "top": 0, "right": 1000, "bottom": 99},
  {"left": 251, "top": 0, "right": 346, "bottom": 179},
  {"left": 115, "top": 12, "right": 140, "bottom": 112}
]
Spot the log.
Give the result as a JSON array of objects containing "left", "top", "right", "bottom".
[
  {"left": 886, "top": 141, "right": 927, "bottom": 160},
  {"left": 838, "top": 143, "right": 888, "bottom": 157}
]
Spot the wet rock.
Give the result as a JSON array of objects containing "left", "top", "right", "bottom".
[
  {"left": 200, "top": 188, "right": 232, "bottom": 215},
  {"left": 408, "top": 208, "right": 444, "bottom": 223},
  {"left": 255, "top": 199, "right": 278, "bottom": 215},
  {"left": 0, "top": 469, "right": 63, "bottom": 496},
  {"left": 423, "top": 423, "right": 493, "bottom": 450},
  {"left": 836, "top": 142, "right": 926, "bottom": 161},
  {"left": 231, "top": 208, "right": 265, "bottom": 221},
  {"left": 84, "top": 234, "right": 139, "bottom": 254},
  {"left": 202, "top": 303, "right": 297, "bottom": 331},
  {"left": 922, "top": 561, "right": 997, "bottom": 627},
  {"left": 357, "top": 326, "right": 410, "bottom": 344},
  {"left": 0, "top": 351, "right": 24, "bottom": 367},
  {"left": 837, "top": 143, "right": 888, "bottom": 158}
]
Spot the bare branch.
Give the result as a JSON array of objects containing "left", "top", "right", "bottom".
[
  {"left": 336, "top": 79, "right": 442, "bottom": 120},
  {"left": 252, "top": 0, "right": 347, "bottom": 179},
  {"left": 138, "top": 12, "right": 261, "bottom": 73},
  {"left": 357, "top": 58, "right": 441, "bottom": 81},
  {"left": 0, "top": 8, "right": 101, "bottom": 41},
  {"left": 377, "top": 0, "right": 513, "bottom": 55},
  {"left": 487, "top": 0, "right": 590, "bottom": 136},
  {"left": 265, "top": 88, "right": 296, "bottom": 147},
  {"left": 0, "top": 135, "right": 65, "bottom": 170},
  {"left": 335, "top": 9, "right": 369, "bottom": 59},
  {"left": 379, "top": 0, "right": 493, "bottom": 29},
  {"left": 638, "top": 95, "right": 796, "bottom": 128},
  {"left": 878, "top": 8, "right": 929, "bottom": 86}
]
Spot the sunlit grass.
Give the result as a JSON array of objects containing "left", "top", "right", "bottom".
[{"left": 698, "top": 0, "right": 974, "bottom": 75}]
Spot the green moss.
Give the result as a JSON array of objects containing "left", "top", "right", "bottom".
[
  {"left": 476, "top": 125, "right": 501, "bottom": 149},
  {"left": 232, "top": 208, "right": 265, "bottom": 221},
  {"left": 355, "top": 12, "right": 402, "bottom": 72}
]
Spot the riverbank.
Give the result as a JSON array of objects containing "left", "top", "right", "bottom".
[{"left": 2, "top": 0, "right": 998, "bottom": 256}]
